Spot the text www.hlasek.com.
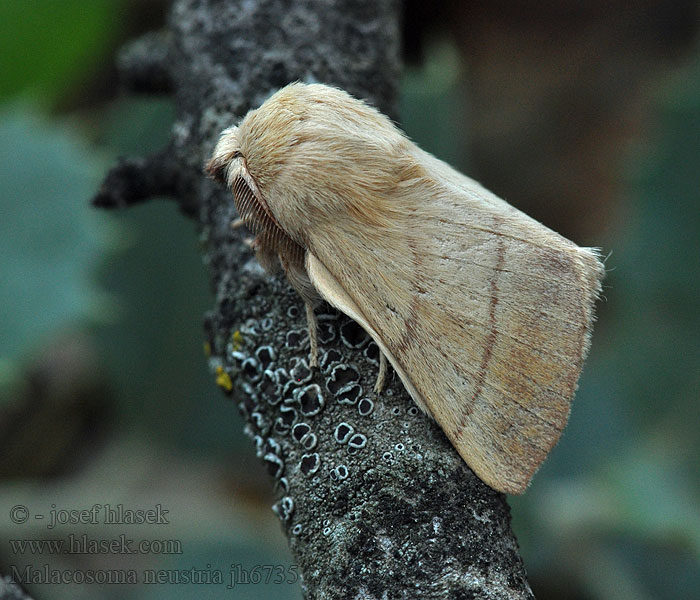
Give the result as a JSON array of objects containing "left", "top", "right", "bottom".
[{"left": 9, "top": 535, "right": 182, "bottom": 555}]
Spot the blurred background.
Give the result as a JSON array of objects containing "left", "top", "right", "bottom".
[{"left": 0, "top": 1, "right": 698, "bottom": 599}]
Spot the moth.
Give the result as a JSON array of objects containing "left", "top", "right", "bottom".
[{"left": 206, "top": 82, "right": 603, "bottom": 494}]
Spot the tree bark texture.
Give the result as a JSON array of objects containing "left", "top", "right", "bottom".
[{"left": 94, "top": 1, "right": 535, "bottom": 598}]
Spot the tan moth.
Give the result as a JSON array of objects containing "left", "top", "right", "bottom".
[{"left": 206, "top": 82, "right": 604, "bottom": 494}]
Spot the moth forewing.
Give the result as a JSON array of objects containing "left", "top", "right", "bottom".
[
  {"left": 305, "top": 253, "right": 426, "bottom": 409},
  {"left": 206, "top": 82, "right": 604, "bottom": 495},
  {"left": 304, "top": 175, "right": 602, "bottom": 494}
]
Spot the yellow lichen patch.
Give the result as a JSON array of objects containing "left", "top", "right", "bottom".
[
  {"left": 203, "top": 341, "right": 212, "bottom": 357},
  {"left": 215, "top": 365, "right": 233, "bottom": 391},
  {"left": 232, "top": 330, "right": 244, "bottom": 351}
]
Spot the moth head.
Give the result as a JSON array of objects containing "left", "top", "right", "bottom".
[
  {"left": 207, "top": 83, "right": 415, "bottom": 240},
  {"left": 207, "top": 121, "right": 304, "bottom": 272},
  {"left": 207, "top": 125, "right": 267, "bottom": 219},
  {"left": 205, "top": 125, "right": 242, "bottom": 186}
]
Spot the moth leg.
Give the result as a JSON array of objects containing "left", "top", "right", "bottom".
[
  {"left": 374, "top": 351, "right": 388, "bottom": 394},
  {"left": 305, "top": 302, "right": 319, "bottom": 368},
  {"left": 231, "top": 217, "right": 244, "bottom": 229}
]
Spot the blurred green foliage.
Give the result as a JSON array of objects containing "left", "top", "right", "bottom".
[
  {"left": 400, "top": 39, "right": 470, "bottom": 169},
  {"left": 0, "top": 1, "right": 122, "bottom": 106},
  {"left": 0, "top": 106, "right": 114, "bottom": 394}
]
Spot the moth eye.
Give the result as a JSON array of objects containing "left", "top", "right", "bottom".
[{"left": 205, "top": 158, "right": 227, "bottom": 183}]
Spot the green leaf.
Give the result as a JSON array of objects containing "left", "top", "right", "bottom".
[
  {"left": 0, "top": 104, "right": 116, "bottom": 385},
  {"left": 0, "top": 0, "right": 122, "bottom": 106}
]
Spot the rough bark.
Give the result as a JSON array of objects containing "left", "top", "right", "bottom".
[{"left": 93, "top": 0, "right": 535, "bottom": 597}]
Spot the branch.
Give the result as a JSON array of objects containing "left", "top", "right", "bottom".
[
  {"left": 92, "top": 0, "right": 535, "bottom": 597},
  {"left": 117, "top": 30, "right": 174, "bottom": 94},
  {"left": 92, "top": 151, "right": 180, "bottom": 210}
]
